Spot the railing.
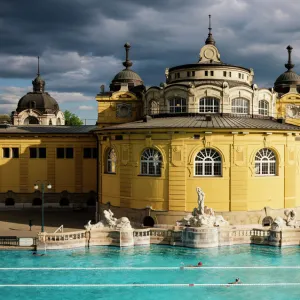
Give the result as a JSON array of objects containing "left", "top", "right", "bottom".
[
  {"left": 0, "top": 236, "right": 37, "bottom": 247},
  {"left": 54, "top": 225, "right": 64, "bottom": 233},
  {"left": 0, "top": 236, "right": 18, "bottom": 246},
  {"left": 39, "top": 231, "right": 87, "bottom": 243}
]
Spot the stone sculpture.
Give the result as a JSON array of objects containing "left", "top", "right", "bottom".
[
  {"left": 284, "top": 209, "right": 298, "bottom": 227},
  {"left": 270, "top": 217, "right": 285, "bottom": 231},
  {"left": 177, "top": 187, "right": 228, "bottom": 228},
  {"left": 84, "top": 209, "right": 132, "bottom": 230},
  {"left": 196, "top": 187, "right": 205, "bottom": 215}
]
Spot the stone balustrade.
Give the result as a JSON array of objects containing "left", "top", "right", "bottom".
[{"left": 36, "top": 225, "right": 300, "bottom": 250}]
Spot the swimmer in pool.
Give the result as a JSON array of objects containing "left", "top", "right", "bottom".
[
  {"left": 180, "top": 262, "right": 203, "bottom": 269},
  {"left": 228, "top": 278, "right": 241, "bottom": 285},
  {"left": 32, "top": 251, "right": 45, "bottom": 256}
]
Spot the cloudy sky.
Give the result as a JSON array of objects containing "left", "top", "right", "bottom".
[{"left": 1, "top": 0, "right": 299, "bottom": 124}]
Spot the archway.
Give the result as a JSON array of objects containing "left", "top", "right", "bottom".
[
  {"left": 87, "top": 197, "right": 96, "bottom": 206},
  {"left": 24, "top": 116, "right": 39, "bottom": 124},
  {"left": 143, "top": 216, "right": 155, "bottom": 227},
  {"left": 5, "top": 198, "right": 15, "bottom": 206},
  {"left": 32, "top": 198, "right": 42, "bottom": 206},
  {"left": 60, "top": 198, "right": 69, "bottom": 206}
]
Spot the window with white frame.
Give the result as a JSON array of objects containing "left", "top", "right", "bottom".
[
  {"left": 194, "top": 148, "right": 222, "bottom": 176},
  {"left": 140, "top": 148, "right": 162, "bottom": 176},
  {"left": 258, "top": 100, "right": 269, "bottom": 116},
  {"left": 106, "top": 148, "right": 117, "bottom": 174},
  {"left": 169, "top": 97, "right": 187, "bottom": 113},
  {"left": 231, "top": 98, "right": 249, "bottom": 114},
  {"left": 255, "top": 148, "right": 276, "bottom": 176},
  {"left": 199, "top": 97, "right": 220, "bottom": 113},
  {"left": 149, "top": 100, "right": 159, "bottom": 115}
]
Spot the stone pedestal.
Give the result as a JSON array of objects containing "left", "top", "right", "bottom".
[{"left": 182, "top": 227, "right": 218, "bottom": 248}]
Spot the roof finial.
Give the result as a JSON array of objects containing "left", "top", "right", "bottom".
[
  {"left": 285, "top": 45, "right": 294, "bottom": 71},
  {"left": 37, "top": 56, "right": 40, "bottom": 76},
  {"left": 122, "top": 42, "right": 133, "bottom": 69},
  {"left": 205, "top": 14, "right": 216, "bottom": 45}
]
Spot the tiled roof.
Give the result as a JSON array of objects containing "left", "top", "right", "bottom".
[
  {"left": 0, "top": 125, "right": 97, "bottom": 134},
  {"left": 97, "top": 116, "right": 300, "bottom": 131}
]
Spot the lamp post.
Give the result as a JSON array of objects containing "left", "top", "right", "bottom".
[{"left": 34, "top": 181, "right": 52, "bottom": 232}]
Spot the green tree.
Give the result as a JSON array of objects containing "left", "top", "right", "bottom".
[{"left": 64, "top": 110, "right": 84, "bottom": 126}]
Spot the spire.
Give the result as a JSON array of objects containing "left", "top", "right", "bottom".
[
  {"left": 205, "top": 15, "right": 216, "bottom": 45},
  {"left": 32, "top": 56, "right": 45, "bottom": 92},
  {"left": 37, "top": 56, "right": 40, "bottom": 76},
  {"left": 122, "top": 42, "right": 133, "bottom": 69},
  {"left": 285, "top": 45, "right": 295, "bottom": 71}
]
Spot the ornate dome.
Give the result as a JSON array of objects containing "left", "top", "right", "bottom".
[
  {"left": 16, "top": 92, "right": 59, "bottom": 114},
  {"left": 112, "top": 69, "right": 143, "bottom": 84},
  {"left": 110, "top": 43, "right": 144, "bottom": 91},
  {"left": 274, "top": 46, "right": 300, "bottom": 93},
  {"left": 274, "top": 70, "right": 300, "bottom": 86},
  {"left": 16, "top": 56, "right": 59, "bottom": 114}
]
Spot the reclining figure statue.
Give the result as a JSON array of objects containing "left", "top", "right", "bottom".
[{"left": 84, "top": 209, "right": 132, "bottom": 230}]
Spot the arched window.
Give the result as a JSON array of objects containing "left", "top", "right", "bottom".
[
  {"left": 199, "top": 97, "right": 220, "bottom": 113},
  {"left": 169, "top": 97, "right": 187, "bottom": 113},
  {"left": 194, "top": 148, "right": 222, "bottom": 176},
  {"left": 231, "top": 98, "right": 250, "bottom": 114},
  {"left": 258, "top": 100, "right": 269, "bottom": 116},
  {"left": 140, "top": 148, "right": 162, "bottom": 176},
  {"left": 255, "top": 148, "right": 276, "bottom": 176},
  {"left": 106, "top": 148, "right": 117, "bottom": 174},
  {"left": 149, "top": 100, "right": 159, "bottom": 115}
]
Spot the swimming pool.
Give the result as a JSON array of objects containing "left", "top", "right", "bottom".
[{"left": 0, "top": 245, "right": 299, "bottom": 300}]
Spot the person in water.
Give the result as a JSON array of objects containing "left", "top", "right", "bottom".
[
  {"left": 181, "top": 262, "right": 203, "bottom": 269},
  {"left": 32, "top": 252, "right": 45, "bottom": 256},
  {"left": 228, "top": 278, "right": 241, "bottom": 284}
]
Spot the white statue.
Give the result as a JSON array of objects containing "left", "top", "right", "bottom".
[
  {"left": 284, "top": 209, "right": 297, "bottom": 227},
  {"left": 84, "top": 209, "right": 132, "bottom": 231},
  {"left": 116, "top": 217, "right": 132, "bottom": 230},
  {"left": 270, "top": 217, "right": 285, "bottom": 231},
  {"left": 177, "top": 187, "right": 228, "bottom": 228},
  {"left": 196, "top": 187, "right": 205, "bottom": 215}
]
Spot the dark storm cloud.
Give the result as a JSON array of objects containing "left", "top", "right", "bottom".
[{"left": 0, "top": 0, "right": 299, "bottom": 102}]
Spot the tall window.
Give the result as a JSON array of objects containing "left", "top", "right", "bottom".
[
  {"left": 199, "top": 97, "right": 220, "bottom": 113},
  {"left": 231, "top": 98, "right": 249, "bottom": 114},
  {"left": 140, "top": 148, "right": 162, "bottom": 176},
  {"left": 194, "top": 148, "right": 222, "bottom": 176},
  {"left": 255, "top": 148, "right": 276, "bottom": 176},
  {"left": 169, "top": 97, "right": 186, "bottom": 113},
  {"left": 259, "top": 100, "right": 269, "bottom": 116},
  {"left": 149, "top": 100, "right": 159, "bottom": 115},
  {"left": 107, "top": 148, "right": 117, "bottom": 174}
]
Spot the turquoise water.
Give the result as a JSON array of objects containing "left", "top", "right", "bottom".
[{"left": 0, "top": 245, "right": 299, "bottom": 300}]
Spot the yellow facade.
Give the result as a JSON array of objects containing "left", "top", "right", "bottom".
[
  {"left": 97, "top": 130, "right": 300, "bottom": 212},
  {"left": 96, "top": 91, "right": 143, "bottom": 128},
  {"left": 277, "top": 93, "right": 300, "bottom": 127},
  {"left": 0, "top": 133, "right": 97, "bottom": 205}
]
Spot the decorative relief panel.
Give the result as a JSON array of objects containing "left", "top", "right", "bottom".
[
  {"left": 286, "top": 104, "right": 300, "bottom": 119},
  {"left": 121, "top": 144, "right": 130, "bottom": 165},
  {"left": 116, "top": 103, "right": 132, "bottom": 118},
  {"left": 234, "top": 146, "right": 245, "bottom": 166},
  {"left": 171, "top": 145, "right": 184, "bottom": 167}
]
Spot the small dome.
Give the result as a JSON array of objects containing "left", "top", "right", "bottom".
[
  {"left": 274, "top": 70, "right": 300, "bottom": 86},
  {"left": 274, "top": 45, "right": 300, "bottom": 93},
  {"left": 17, "top": 92, "right": 59, "bottom": 114},
  {"left": 112, "top": 69, "right": 143, "bottom": 84},
  {"left": 110, "top": 43, "right": 144, "bottom": 91}
]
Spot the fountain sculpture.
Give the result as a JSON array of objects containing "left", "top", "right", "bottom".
[{"left": 178, "top": 187, "right": 228, "bottom": 227}]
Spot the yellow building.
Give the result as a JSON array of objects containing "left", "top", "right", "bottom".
[
  {"left": 95, "top": 24, "right": 300, "bottom": 213},
  {"left": 0, "top": 22, "right": 300, "bottom": 216}
]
